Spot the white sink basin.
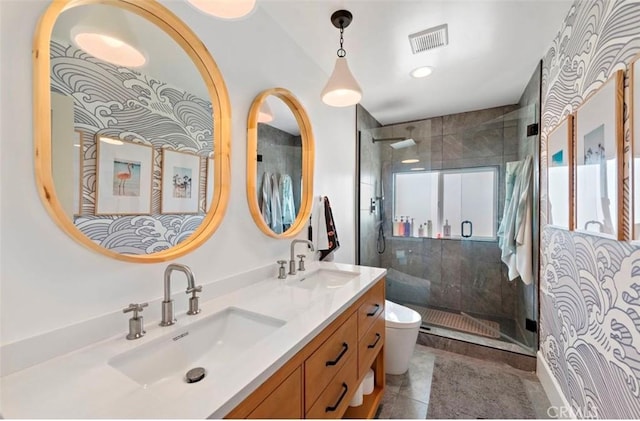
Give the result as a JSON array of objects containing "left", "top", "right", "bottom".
[
  {"left": 108, "top": 307, "right": 285, "bottom": 386},
  {"left": 287, "top": 268, "right": 359, "bottom": 290}
]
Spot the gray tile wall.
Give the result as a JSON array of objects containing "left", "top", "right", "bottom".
[
  {"left": 256, "top": 123, "right": 302, "bottom": 213},
  {"left": 369, "top": 105, "right": 523, "bottom": 320},
  {"left": 356, "top": 105, "right": 383, "bottom": 268}
]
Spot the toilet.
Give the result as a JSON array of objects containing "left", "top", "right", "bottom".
[{"left": 384, "top": 299, "right": 422, "bottom": 375}]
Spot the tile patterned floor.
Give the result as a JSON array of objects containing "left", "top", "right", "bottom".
[{"left": 375, "top": 344, "right": 551, "bottom": 419}]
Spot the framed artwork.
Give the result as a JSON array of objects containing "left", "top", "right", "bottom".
[
  {"left": 161, "top": 149, "right": 201, "bottom": 214},
  {"left": 206, "top": 157, "right": 214, "bottom": 211},
  {"left": 547, "top": 115, "right": 574, "bottom": 230},
  {"left": 574, "top": 70, "right": 624, "bottom": 239},
  {"left": 96, "top": 137, "right": 153, "bottom": 215},
  {"left": 631, "top": 54, "right": 640, "bottom": 240},
  {"left": 73, "top": 130, "right": 83, "bottom": 215}
]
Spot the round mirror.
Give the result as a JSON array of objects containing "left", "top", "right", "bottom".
[
  {"left": 34, "top": 0, "right": 231, "bottom": 262},
  {"left": 247, "top": 88, "right": 314, "bottom": 238}
]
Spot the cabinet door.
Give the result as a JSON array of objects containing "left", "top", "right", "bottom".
[
  {"left": 305, "top": 314, "right": 358, "bottom": 411},
  {"left": 247, "top": 366, "right": 302, "bottom": 419},
  {"left": 357, "top": 280, "right": 385, "bottom": 340},
  {"left": 306, "top": 354, "right": 358, "bottom": 419}
]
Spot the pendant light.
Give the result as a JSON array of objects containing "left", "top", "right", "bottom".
[
  {"left": 187, "top": 0, "right": 256, "bottom": 19},
  {"left": 71, "top": 7, "right": 146, "bottom": 68},
  {"left": 321, "top": 10, "right": 362, "bottom": 107}
]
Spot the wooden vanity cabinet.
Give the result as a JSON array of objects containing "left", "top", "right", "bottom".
[{"left": 225, "top": 277, "right": 385, "bottom": 419}]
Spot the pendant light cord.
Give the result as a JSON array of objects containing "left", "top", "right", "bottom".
[{"left": 337, "top": 23, "right": 346, "bottom": 57}]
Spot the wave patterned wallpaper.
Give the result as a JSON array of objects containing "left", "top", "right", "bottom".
[
  {"left": 50, "top": 40, "right": 213, "bottom": 254},
  {"left": 540, "top": 1, "right": 640, "bottom": 418}
]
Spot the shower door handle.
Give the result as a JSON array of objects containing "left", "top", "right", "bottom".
[{"left": 461, "top": 220, "right": 473, "bottom": 238}]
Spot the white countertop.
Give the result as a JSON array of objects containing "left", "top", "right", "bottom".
[{"left": 0, "top": 261, "right": 386, "bottom": 418}]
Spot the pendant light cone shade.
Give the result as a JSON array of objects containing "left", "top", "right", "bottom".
[
  {"left": 321, "top": 56, "right": 362, "bottom": 107},
  {"left": 257, "top": 99, "right": 274, "bottom": 123},
  {"left": 187, "top": 0, "right": 256, "bottom": 19},
  {"left": 71, "top": 7, "right": 145, "bottom": 68}
]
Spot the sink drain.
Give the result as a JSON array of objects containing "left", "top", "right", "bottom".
[{"left": 185, "top": 367, "right": 206, "bottom": 383}]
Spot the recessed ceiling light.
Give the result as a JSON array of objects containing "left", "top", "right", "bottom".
[
  {"left": 73, "top": 33, "right": 146, "bottom": 67},
  {"left": 402, "top": 158, "right": 420, "bottom": 164},
  {"left": 410, "top": 66, "right": 433, "bottom": 78},
  {"left": 187, "top": 0, "right": 256, "bottom": 19},
  {"left": 410, "top": 167, "right": 425, "bottom": 171}
]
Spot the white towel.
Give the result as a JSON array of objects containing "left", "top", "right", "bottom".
[
  {"left": 279, "top": 174, "right": 296, "bottom": 226},
  {"left": 260, "top": 172, "right": 272, "bottom": 227},
  {"left": 270, "top": 173, "right": 283, "bottom": 234},
  {"left": 498, "top": 155, "right": 533, "bottom": 285},
  {"left": 311, "top": 196, "right": 329, "bottom": 250}
]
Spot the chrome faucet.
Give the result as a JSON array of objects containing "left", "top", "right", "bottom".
[
  {"left": 160, "top": 263, "right": 202, "bottom": 326},
  {"left": 289, "top": 239, "right": 314, "bottom": 275}
]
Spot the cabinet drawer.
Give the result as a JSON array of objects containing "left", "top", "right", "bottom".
[
  {"left": 306, "top": 354, "right": 358, "bottom": 419},
  {"left": 246, "top": 366, "right": 302, "bottom": 419},
  {"left": 357, "top": 280, "right": 385, "bottom": 340},
  {"left": 358, "top": 312, "right": 385, "bottom": 379},
  {"left": 305, "top": 313, "right": 357, "bottom": 411}
]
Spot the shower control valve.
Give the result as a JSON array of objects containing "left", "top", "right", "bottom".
[{"left": 297, "top": 254, "right": 307, "bottom": 272}]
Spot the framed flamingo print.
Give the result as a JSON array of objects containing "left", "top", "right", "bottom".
[
  {"left": 161, "top": 149, "right": 201, "bottom": 214},
  {"left": 95, "top": 136, "right": 153, "bottom": 215}
]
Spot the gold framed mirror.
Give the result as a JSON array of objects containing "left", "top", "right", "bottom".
[
  {"left": 247, "top": 88, "right": 314, "bottom": 238},
  {"left": 34, "top": 0, "right": 231, "bottom": 263}
]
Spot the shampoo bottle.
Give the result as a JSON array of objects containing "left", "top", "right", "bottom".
[
  {"left": 392, "top": 218, "right": 399, "bottom": 236},
  {"left": 443, "top": 219, "right": 451, "bottom": 238},
  {"left": 404, "top": 217, "right": 411, "bottom": 237},
  {"left": 398, "top": 217, "right": 405, "bottom": 236},
  {"left": 427, "top": 220, "right": 433, "bottom": 237},
  {"left": 418, "top": 224, "right": 424, "bottom": 237}
]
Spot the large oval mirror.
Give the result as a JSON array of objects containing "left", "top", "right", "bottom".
[
  {"left": 247, "top": 88, "right": 314, "bottom": 238},
  {"left": 34, "top": 0, "right": 231, "bottom": 262}
]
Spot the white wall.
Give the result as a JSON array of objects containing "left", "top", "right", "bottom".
[{"left": 0, "top": 1, "right": 356, "bottom": 346}]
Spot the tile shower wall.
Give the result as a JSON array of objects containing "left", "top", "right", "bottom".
[
  {"left": 357, "top": 105, "right": 383, "bottom": 268},
  {"left": 539, "top": 0, "right": 640, "bottom": 417},
  {"left": 371, "top": 105, "right": 522, "bottom": 323},
  {"left": 256, "top": 124, "right": 302, "bottom": 213}
]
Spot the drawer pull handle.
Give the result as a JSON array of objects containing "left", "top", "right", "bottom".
[
  {"left": 326, "top": 342, "right": 349, "bottom": 366},
  {"left": 367, "top": 333, "right": 381, "bottom": 349},
  {"left": 325, "top": 382, "right": 349, "bottom": 412},
  {"left": 367, "top": 303, "right": 381, "bottom": 317}
]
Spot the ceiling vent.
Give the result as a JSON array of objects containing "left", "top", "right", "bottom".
[{"left": 409, "top": 24, "right": 448, "bottom": 54}]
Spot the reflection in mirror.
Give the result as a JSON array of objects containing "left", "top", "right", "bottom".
[
  {"left": 257, "top": 96, "right": 302, "bottom": 234},
  {"left": 247, "top": 89, "right": 314, "bottom": 238},
  {"left": 36, "top": 0, "right": 230, "bottom": 262},
  {"left": 633, "top": 56, "right": 640, "bottom": 240}
]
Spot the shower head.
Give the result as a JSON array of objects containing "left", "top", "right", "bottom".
[
  {"left": 371, "top": 137, "right": 417, "bottom": 149},
  {"left": 390, "top": 138, "right": 416, "bottom": 149}
]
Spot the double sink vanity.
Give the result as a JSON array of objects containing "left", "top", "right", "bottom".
[
  {"left": 9, "top": 0, "right": 388, "bottom": 417},
  {"left": 1, "top": 262, "right": 386, "bottom": 418}
]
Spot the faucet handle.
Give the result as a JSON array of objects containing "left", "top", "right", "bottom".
[
  {"left": 297, "top": 254, "right": 307, "bottom": 272},
  {"left": 123, "top": 303, "right": 147, "bottom": 340},
  {"left": 186, "top": 285, "right": 202, "bottom": 296},
  {"left": 186, "top": 286, "right": 202, "bottom": 316},
  {"left": 123, "top": 302, "right": 148, "bottom": 318},
  {"left": 277, "top": 260, "right": 288, "bottom": 279}
]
